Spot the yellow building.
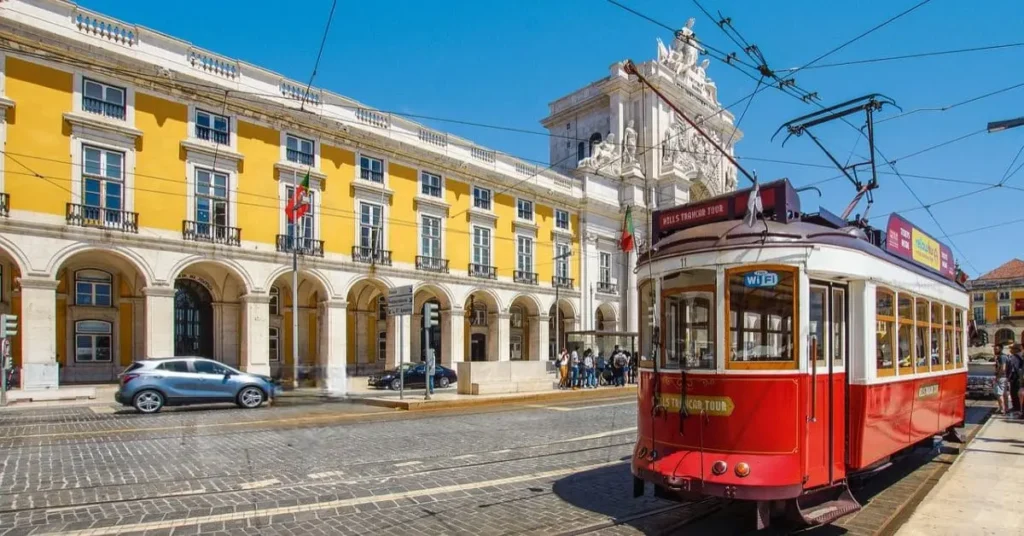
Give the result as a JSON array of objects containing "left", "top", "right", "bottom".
[
  {"left": 0, "top": 1, "right": 741, "bottom": 395},
  {"left": 967, "top": 258, "right": 1024, "bottom": 347}
]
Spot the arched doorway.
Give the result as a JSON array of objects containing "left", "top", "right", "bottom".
[
  {"left": 995, "top": 328, "right": 1016, "bottom": 346},
  {"left": 174, "top": 278, "right": 213, "bottom": 357}
]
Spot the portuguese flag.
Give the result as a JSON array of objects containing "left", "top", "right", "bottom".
[
  {"left": 619, "top": 205, "right": 635, "bottom": 252},
  {"left": 285, "top": 172, "right": 311, "bottom": 222}
]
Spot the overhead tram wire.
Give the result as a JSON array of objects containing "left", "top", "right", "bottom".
[
  {"left": 876, "top": 80, "right": 1024, "bottom": 125},
  {"left": 785, "top": 41, "right": 1024, "bottom": 71},
  {"left": 299, "top": 0, "right": 338, "bottom": 113}
]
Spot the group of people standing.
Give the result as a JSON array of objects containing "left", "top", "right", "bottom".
[
  {"left": 556, "top": 345, "right": 637, "bottom": 389},
  {"left": 994, "top": 342, "right": 1024, "bottom": 416}
]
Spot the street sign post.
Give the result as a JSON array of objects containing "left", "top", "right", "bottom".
[{"left": 387, "top": 285, "right": 414, "bottom": 399}]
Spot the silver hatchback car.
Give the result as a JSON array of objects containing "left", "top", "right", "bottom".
[{"left": 115, "top": 357, "right": 281, "bottom": 414}]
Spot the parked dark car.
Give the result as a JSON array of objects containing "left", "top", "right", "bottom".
[
  {"left": 967, "top": 359, "right": 995, "bottom": 399},
  {"left": 115, "top": 357, "right": 282, "bottom": 414},
  {"left": 368, "top": 363, "right": 457, "bottom": 390}
]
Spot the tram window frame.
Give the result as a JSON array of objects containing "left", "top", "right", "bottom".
[
  {"left": 915, "top": 298, "right": 930, "bottom": 372},
  {"left": 725, "top": 265, "right": 799, "bottom": 370},
  {"left": 930, "top": 302, "right": 942, "bottom": 369},
  {"left": 954, "top": 308, "right": 964, "bottom": 368},
  {"left": 875, "top": 288, "right": 896, "bottom": 377},
  {"left": 661, "top": 285, "right": 716, "bottom": 370},
  {"left": 638, "top": 280, "right": 654, "bottom": 367},
  {"left": 809, "top": 285, "right": 828, "bottom": 370},
  {"left": 897, "top": 292, "right": 915, "bottom": 376},
  {"left": 943, "top": 305, "right": 954, "bottom": 370},
  {"left": 832, "top": 287, "right": 846, "bottom": 368}
]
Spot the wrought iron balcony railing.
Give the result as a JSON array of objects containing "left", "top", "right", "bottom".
[
  {"left": 596, "top": 281, "right": 618, "bottom": 294},
  {"left": 552, "top": 276, "right": 574, "bottom": 290},
  {"left": 66, "top": 203, "right": 138, "bottom": 233},
  {"left": 276, "top": 234, "right": 324, "bottom": 257},
  {"left": 514, "top": 270, "right": 538, "bottom": 285},
  {"left": 195, "top": 125, "right": 229, "bottom": 145},
  {"left": 286, "top": 148, "right": 314, "bottom": 166},
  {"left": 416, "top": 256, "right": 449, "bottom": 273},
  {"left": 359, "top": 168, "right": 384, "bottom": 183},
  {"left": 182, "top": 220, "right": 241, "bottom": 246},
  {"left": 352, "top": 246, "right": 393, "bottom": 266},
  {"left": 469, "top": 263, "right": 497, "bottom": 279},
  {"left": 82, "top": 96, "right": 125, "bottom": 120}
]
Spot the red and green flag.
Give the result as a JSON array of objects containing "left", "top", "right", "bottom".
[
  {"left": 620, "top": 205, "right": 635, "bottom": 252},
  {"left": 285, "top": 172, "right": 311, "bottom": 222}
]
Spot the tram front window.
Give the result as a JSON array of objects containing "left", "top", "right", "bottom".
[
  {"left": 728, "top": 267, "right": 797, "bottom": 366},
  {"left": 664, "top": 290, "right": 714, "bottom": 370}
]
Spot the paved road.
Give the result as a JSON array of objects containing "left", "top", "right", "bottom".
[{"left": 0, "top": 397, "right": 721, "bottom": 536}]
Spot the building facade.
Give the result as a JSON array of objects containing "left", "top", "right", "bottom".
[
  {"left": 966, "top": 258, "right": 1024, "bottom": 347},
  {"left": 0, "top": 1, "right": 740, "bottom": 392}
]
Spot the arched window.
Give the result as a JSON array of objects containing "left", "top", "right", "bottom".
[
  {"left": 589, "top": 133, "right": 602, "bottom": 156},
  {"left": 75, "top": 320, "right": 112, "bottom": 362},
  {"left": 510, "top": 305, "right": 523, "bottom": 329},
  {"left": 995, "top": 328, "right": 1015, "bottom": 346},
  {"left": 269, "top": 286, "right": 280, "bottom": 315},
  {"left": 75, "top": 269, "right": 112, "bottom": 306},
  {"left": 596, "top": 309, "right": 605, "bottom": 331},
  {"left": 576, "top": 142, "right": 585, "bottom": 163},
  {"left": 269, "top": 327, "right": 280, "bottom": 362},
  {"left": 470, "top": 302, "right": 488, "bottom": 327}
]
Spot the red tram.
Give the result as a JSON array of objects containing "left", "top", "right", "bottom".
[{"left": 630, "top": 179, "right": 968, "bottom": 529}]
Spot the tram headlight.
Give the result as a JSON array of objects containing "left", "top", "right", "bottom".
[
  {"left": 735, "top": 462, "right": 751, "bottom": 478},
  {"left": 711, "top": 461, "right": 727, "bottom": 475}
]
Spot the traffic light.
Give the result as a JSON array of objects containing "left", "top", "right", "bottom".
[
  {"left": 424, "top": 303, "right": 440, "bottom": 329},
  {"left": 0, "top": 314, "right": 16, "bottom": 338}
]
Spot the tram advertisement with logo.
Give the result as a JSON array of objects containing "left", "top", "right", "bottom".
[{"left": 630, "top": 179, "right": 968, "bottom": 529}]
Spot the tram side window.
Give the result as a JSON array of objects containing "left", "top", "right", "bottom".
[
  {"left": 943, "top": 305, "right": 954, "bottom": 369},
  {"left": 639, "top": 280, "right": 654, "bottom": 363},
  {"left": 664, "top": 290, "right": 715, "bottom": 370},
  {"left": 954, "top": 308, "right": 964, "bottom": 368},
  {"left": 810, "top": 286, "right": 827, "bottom": 368},
  {"left": 930, "top": 302, "right": 942, "bottom": 367},
  {"left": 915, "top": 298, "right": 930, "bottom": 371},
  {"left": 897, "top": 293, "right": 914, "bottom": 375},
  {"left": 832, "top": 288, "right": 846, "bottom": 367},
  {"left": 728, "top": 267, "right": 796, "bottom": 366},
  {"left": 876, "top": 289, "right": 896, "bottom": 377}
]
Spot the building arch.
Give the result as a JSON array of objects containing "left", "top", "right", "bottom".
[
  {"left": 463, "top": 287, "right": 503, "bottom": 313},
  {"left": 595, "top": 302, "right": 618, "bottom": 330},
  {"left": 47, "top": 243, "right": 153, "bottom": 288},
  {"left": 412, "top": 282, "right": 454, "bottom": 310},
  {"left": 506, "top": 292, "right": 541, "bottom": 316},
  {"left": 167, "top": 255, "right": 254, "bottom": 297},
  {"left": 265, "top": 265, "right": 335, "bottom": 299},
  {"left": 341, "top": 274, "right": 395, "bottom": 299},
  {"left": 0, "top": 234, "right": 31, "bottom": 276}
]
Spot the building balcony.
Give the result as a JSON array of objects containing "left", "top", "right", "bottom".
[
  {"left": 182, "top": 220, "right": 241, "bottom": 246},
  {"left": 66, "top": 203, "right": 138, "bottom": 233},
  {"left": 352, "top": 246, "right": 392, "bottom": 266},
  {"left": 514, "top": 270, "right": 538, "bottom": 285},
  {"left": 286, "top": 148, "right": 314, "bottom": 166},
  {"left": 597, "top": 281, "right": 618, "bottom": 294},
  {"left": 195, "top": 125, "right": 229, "bottom": 145},
  {"left": 359, "top": 168, "right": 384, "bottom": 183},
  {"left": 552, "top": 276, "right": 574, "bottom": 290},
  {"left": 416, "top": 256, "right": 449, "bottom": 273},
  {"left": 82, "top": 96, "right": 125, "bottom": 120},
  {"left": 276, "top": 234, "right": 324, "bottom": 257},
  {"left": 0, "top": 192, "right": 8, "bottom": 217},
  {"left": 469, "top": 263, "right": 497, "bottom": 280}
]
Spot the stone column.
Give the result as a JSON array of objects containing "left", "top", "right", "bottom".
[
  {"left": 318, "top": 299, "right": 347, "bottom": 396},
  {"left": 297, "top": 305, "right": 310, "bottom": 371},
  {"left": 529, "top": 313, "right": 549, "bottom": 361},
  {"left": 219, "top": 303, "right": 241, "bottom": 367},
  {"left": 580, "top": 230, "right": 592, "bottom": 330},
  {"left": 496, "top": 312, "right": 511, "bottom": 361},
  {"left": 18, "top": 277, "right": 59, "bottom": 390},
  {"left": 143, "top": 285, "right": 177, "bottom": 359},
  {"left": 239, "top": 293, "right": 270, "bottom": 376},
  {"left": 354, "top": 311, "right": 370, "bottom": 364},
  {"left": 130, "top": 296, "right": 145, "bottom": 361},
  {"left": 442, "top": 306, "right": 464, "bottom": 365}
]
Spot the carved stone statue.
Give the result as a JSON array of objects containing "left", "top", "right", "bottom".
[
  {"left": 577, "top": 132, "right": 621, "bottom": 174},
  {"left": 657, "top": 18, "right": 701, "bottom": 76},
  {"left": 623, "top": 120, "right": 638, "bottom": 164}
]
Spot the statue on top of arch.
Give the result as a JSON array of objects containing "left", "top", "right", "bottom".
[{"left": 656, "top": 18, "right": 701, "bottom": 76}]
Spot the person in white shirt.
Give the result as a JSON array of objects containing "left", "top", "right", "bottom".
[
  {"left": 583, "top": 351, "right": 596, "bottom": 388},
  {"left": 558, "top": 349, "right": 569, "bottom": 389}
]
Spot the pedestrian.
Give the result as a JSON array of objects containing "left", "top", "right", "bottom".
[
  {"left": 583, "top": 350, "right": 596, "bottom": 389},
  {"left": 994, "top": 343, "right": 1011, "bottom": 415},
  {"left": 612, "top": 345, "right": 627, "bottom": 386},
  {"left": 558, "top": 348, "right": 569, "bottom": 389},
  {"left": 596, "top": 353, "right": 608, "bottom": 386},
  {"left": 628, "top": 352, "right": 638, "bottom": 384},
  {"left": 1011, "top": 344, "right": 1024, "bottom": 416},
  {"left": 425, "top": 352, "right": 436, "bottom": 395},
  {"left": 570, "top": 347, "right": 581, "bottom": 390}
]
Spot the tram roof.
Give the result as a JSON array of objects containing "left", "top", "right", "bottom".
[{"left": 646, "top": 179, "right": 965, "bottom": 291}]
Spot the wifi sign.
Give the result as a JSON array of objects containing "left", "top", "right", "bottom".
[{"left": 743, "top": 271, "right": 779, "bottom": 289}]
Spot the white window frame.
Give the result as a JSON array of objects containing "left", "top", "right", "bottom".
[
  {"left": 269, "top": 327, "right": 280, "bottom": 362},
  {"left": 972, "top": 293, "right": 984, "bottom": 302},
  {"left": 74, "top": 320, "right": 113, "bottom": 363},
  {"left": 517, "top": 235, "right": 533, "bottom": 273},
  {"left": 472, "top": 186, "right": 492, "bottom": 211},
  {"left": 193, "top": 108, "right": 232, "bottom": 146},
  {"left": 554, "top": 242, "right": 571, "bottom": 280},
  {"left": 421, "top": 170, "right": 443, "bottom": 198},
  {"left": 277, "top": 131, "right": 320, "bottom": 170},
  {"left": 70, "top": 136, "right": 136, "bottom": 212},
  {"left": 555, "top": 209, "right": 570, "bottom": 231},
  {"left": 81, "top": 145, "right": 125, "bottom": 211},
  {"left": 359, "top": 155, "right": 385, "bottom": 184},
  {"left": 75, "top": 269, "right": 113, "bottom": 307},
  {"left": 192, "top": 167, "right": 231, "bottom": 230},
  {"left": 359, "top": 201, "right": 384, "bottom": 252},
  {"left": 420, "top": 214, "right": 442, "bottom": 259},
  {"left": 998, "top": 291, "right": 1011, "bottom": 301},
  {"left": 71, "top": 71, "right": 136, "bottom": 126},
  {"left": 278, "top": 174, "right": 322, "bottom": 239},
  {"left": 999, "top": 304, "right": 1011, "bottom": 319},
  {"left": 973, "top": 307, "right": 984, "bottom": 323},
  {"left": 80, "top": 77, "right": 126, "bottom": 120},
  {"left": 472, "top": 225, "right": 492, "bottom": 267},
  {"left": 517, "top": 198, "right": 533, "bottom": 221},
  {"left": 599, "top": 252, "right": 611, "bottom": 284},
  {"left": 269, "top": 286, "right": 280, "bottom": 316}
]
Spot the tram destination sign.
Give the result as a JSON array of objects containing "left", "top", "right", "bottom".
[
  {"left": 652, "top": 179, "right": 801, "bottom": 240},
  {"left": 885, "top": 214, "right": 955, "bottom": 280}
]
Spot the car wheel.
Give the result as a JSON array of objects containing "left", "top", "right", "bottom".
[
  {"left": 133, "top": 390, "right": 164, "bottom": 414},
  {"left": 390, "top": 378, "right": 402, "bottom": 390},
  {"left": 237, "top": 386, "right": 265, "bottom": 409},
  {"left": 438, "top": 376, "right": 450, "bottom": 389}
]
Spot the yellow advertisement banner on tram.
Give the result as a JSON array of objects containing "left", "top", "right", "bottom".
[{"left": 911, "top": 228, "right": 941, "bottom": 272}]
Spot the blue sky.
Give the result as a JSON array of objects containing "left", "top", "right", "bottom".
[{"left": 81, "top": 0, "right": 1024, "bottom": 277}]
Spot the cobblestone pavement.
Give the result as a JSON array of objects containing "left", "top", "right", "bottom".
[{"left": 0, "top": 396, "right": 728, "bottom": 535}]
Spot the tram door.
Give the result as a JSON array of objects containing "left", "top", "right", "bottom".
[{"left": 808, "top": 282, "right": 848, "bottom": 487}]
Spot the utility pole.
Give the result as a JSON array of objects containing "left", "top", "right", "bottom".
[
  {"left": 291, "top": 172, "right": 300, "bottom": 390},
  {"left": 553, "top": 250, "right": 573, "bottom": 359},
  {"left": 988, "top": 116, "right": 1024, "bottom": 133}
]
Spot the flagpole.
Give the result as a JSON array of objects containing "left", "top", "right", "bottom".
[{"left": 292, "top": 172, "right": 300, "bottom": 390}]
